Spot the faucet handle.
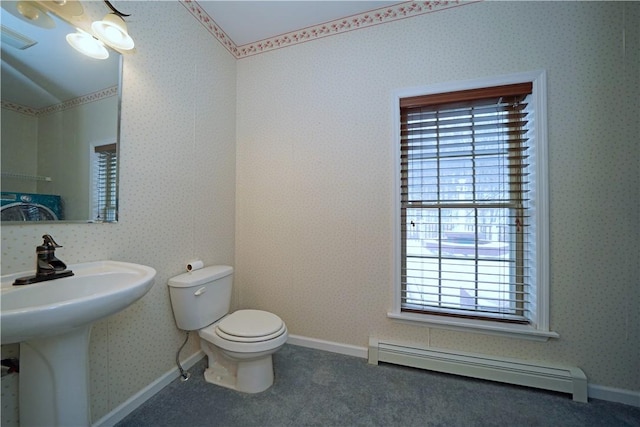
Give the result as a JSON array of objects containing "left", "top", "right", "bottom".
[{"left": 42, "top": 234, "right": 62, "bottom": 248}]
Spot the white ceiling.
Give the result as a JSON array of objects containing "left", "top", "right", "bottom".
[
  {"left": 1, "top": 2, "right": 120, "bottom": 110},
  {"left": 0, "top": 1, "right": 402, "bottom": 109},
  {"left": 197, "top": 1, "right": 401, "bottom": 46}
]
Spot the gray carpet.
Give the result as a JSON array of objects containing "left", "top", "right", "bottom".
[{"left": 116, "top": 344, "right": 640, "bottom": 427}]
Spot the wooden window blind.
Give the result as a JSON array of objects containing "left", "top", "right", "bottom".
[
  {"left": 94, "top": 143, "right": 118, "bottom": 222},
  {"left": 399, "top": 82, "right": 535, "bottom": 323}
]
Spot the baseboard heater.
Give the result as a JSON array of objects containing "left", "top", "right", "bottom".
[{"left": 368, "top": 337, "right": 587, "bottom": 402}]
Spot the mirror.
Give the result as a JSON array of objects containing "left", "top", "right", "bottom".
[{"left": 1, "top": 1, "right": 122, "bottom": 223}]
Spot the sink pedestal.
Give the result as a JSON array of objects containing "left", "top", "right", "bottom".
[
  {"left": 20, "top": 325, "right": 92, "bottom": 426},
  {"left": 2, "top": 260, "right": 157, "bottom": 426}
]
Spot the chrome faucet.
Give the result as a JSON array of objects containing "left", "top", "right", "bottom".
[{"left": 13, "top": 235, "right": 74, "bottom": 285}]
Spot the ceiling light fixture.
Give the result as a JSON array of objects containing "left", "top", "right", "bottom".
[
  {"left": 91, "top": 1, "right": 134, "bottom": 51},
  {"left": 16, "top": 1, "right": 42, "bottom": 21},
  {"left": 66, "top": 28, "right": 109, "bottom": 60},
  {"left": 1, "top": 0, "right": 55, "bottom": 29},
  {"left": 63, "top": 0, "right": 134, "bottom": 59}
]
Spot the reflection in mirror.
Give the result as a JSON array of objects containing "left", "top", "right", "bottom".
[{"left": 1, "top": 1, "right": 122, "bottom": 223}]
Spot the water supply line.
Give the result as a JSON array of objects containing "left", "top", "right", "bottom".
[{"left": 176, "top": 331, "right": 191, "bottom": 381}]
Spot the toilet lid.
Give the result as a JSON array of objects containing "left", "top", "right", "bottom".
[{"left": 217, "top": 309, "right": 284, "bottom": 339}]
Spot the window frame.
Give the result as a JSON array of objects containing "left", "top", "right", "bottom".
[{"left": 390, "top": 70, "right": 557, "bottom": 342}]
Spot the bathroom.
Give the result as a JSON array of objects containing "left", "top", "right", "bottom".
[{"left": 1, "top": 1, "right": 638, "bottom": 425}]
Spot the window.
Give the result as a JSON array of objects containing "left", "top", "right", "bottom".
[
  {"left": 391, "top": 71, "right": 555, "bottom": 340},
  {"left": 93, "top": 143, "right": 118, "bottom": 222}
]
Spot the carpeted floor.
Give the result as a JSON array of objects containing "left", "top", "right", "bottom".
[{"left": 116, "top": 344, "right": 640, "bottom": 427}]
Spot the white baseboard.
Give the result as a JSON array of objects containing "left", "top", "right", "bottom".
[
  {"left": 288, "top": 335, "right": 640, "bottom": 407},
  {"left": 92, "top": 350, "right": 205, "bottom": 427},
  {"left": 286, "top": 334, "right": 368, "bottom": 359},
  {"left": 588, "top": 384, "right": 640, "bottom": 407},
  {"left": 92, "top": 336, "right": 366, "bottom": 426},
  {"left": 92, "top": 335, "right": 639, "bottom": 426}
]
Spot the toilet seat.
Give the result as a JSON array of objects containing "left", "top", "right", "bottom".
[
  {"left": 216, "top": 309, "right": 284, "bottom": 342},
  {"left": 216, "top": 323, "right": 286, "bottom": 342},
  {"left": 199, "top": 309, "right": 288, "bottom": 352}
]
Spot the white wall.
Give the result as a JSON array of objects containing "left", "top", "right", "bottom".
[
  {"left": 1, "top": 108, "right": 38, "bottom": 193},
  {"left": 236, "top": 1, "right": 639, "bottom": 392},
  {"left": 1, "top": 1, "right": 236, "bottom": 423}
]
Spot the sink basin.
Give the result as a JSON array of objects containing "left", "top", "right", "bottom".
[
  {"left": 1, "top": 260, "right": 156, "bottom": 344},
  {"left": 0, "top": 260, "right": 156, "bottom": 426}
]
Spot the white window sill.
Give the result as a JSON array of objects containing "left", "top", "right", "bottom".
[{"left": 387, "top": 311, "right": 559, "bottom": 342}]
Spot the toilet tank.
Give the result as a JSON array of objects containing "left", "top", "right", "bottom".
[{"left": 168, "top": 265, "right": 233, "bottom": 331}]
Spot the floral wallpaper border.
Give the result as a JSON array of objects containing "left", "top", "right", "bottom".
[
  {"left": 1, "top": 85, "right": 118, "bottom": 117},
  {"left": 181, "top": 0, "right": 478, "bottom": 59}
]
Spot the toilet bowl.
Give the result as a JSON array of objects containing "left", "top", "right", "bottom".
[
  {"left": 168, "top": 266, "right": 288, "bottom": 393},
  {"left": 198, "top": 309, "right": 288, "bottom": 393}
]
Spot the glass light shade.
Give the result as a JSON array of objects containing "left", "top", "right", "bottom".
[
  {"left": 66, "top": 30, "right": 109, "bottom": 60},
  {"left": 91, "top": 13, "right": 134, "bottom": 50},
  {"left": 5, "top": 0, "right": 55, "bottom": 28},
  {"left": 16, "top": 1, "right": 41, "bottom": 21}
]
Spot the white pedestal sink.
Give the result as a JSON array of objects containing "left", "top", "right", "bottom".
[{"left": 1, "top": 260, "right": 156, "bottom": 427}]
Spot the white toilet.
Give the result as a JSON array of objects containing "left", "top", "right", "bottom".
[{"left": 168, "top": 265, "right": 288, "bottom": 393}]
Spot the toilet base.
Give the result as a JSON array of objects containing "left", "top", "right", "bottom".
[{"left": 201, "top": 340, "right": 275, "bottom": 393}]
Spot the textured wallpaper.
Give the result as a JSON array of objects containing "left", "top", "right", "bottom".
[
  {"left": 1, "top": 1, "right": 236, "bottom": 423},
  {"left": 235, "top": 0, "right": 639, "bottom": 392}
]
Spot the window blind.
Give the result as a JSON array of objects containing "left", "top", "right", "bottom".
[
  {"left": 94, "top": 143, "right": 117, "bottom": 222},
  {"left": 399, "top": 83, "right": 535, "bottom": 323}
]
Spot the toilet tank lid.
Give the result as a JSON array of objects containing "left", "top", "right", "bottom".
[{"left": 168, "top": 265, "right": 233, "bottom": 288}]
